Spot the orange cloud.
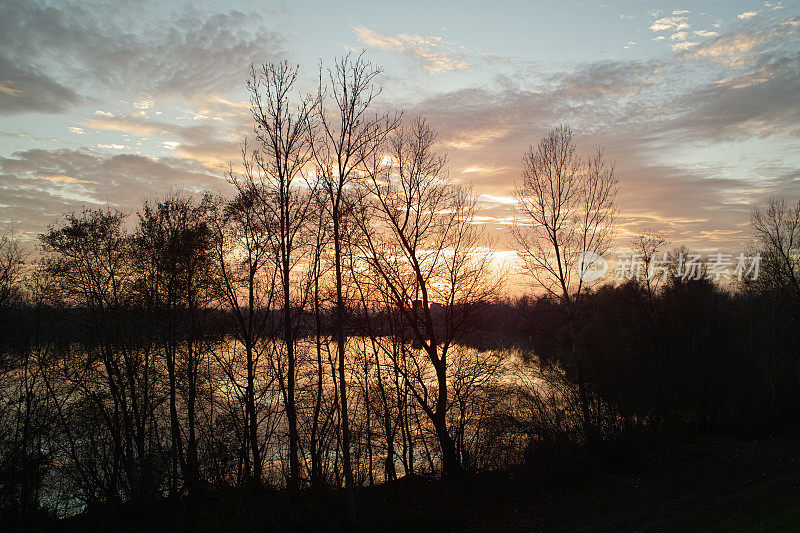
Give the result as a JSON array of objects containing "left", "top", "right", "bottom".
[
  {"left": 39, "top": 174, "right": 93, "bottom": 184},
  {"left": 353, "top": 26, "right": 469, "bottom": 73}
]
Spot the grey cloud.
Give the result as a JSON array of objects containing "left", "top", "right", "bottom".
[
  {"left": 0, "top": 172, "right": 83, "bottom": 236},
  {"left": 0, "top": 55, "right": 82, "bottom": 115},
  {"left": 664, "top": 53, "right": 800, "bottom": 140},
  {"left": 0, "top": 0, "right": 286, "bottom": 114},
  {"left": 0, "top": 148, "right": 233, "bottom": 234},
  {"left": 644, "top": 16, "right": 800, "bottom": 141},
  {"left": 547, "top": 60, "right": 657, "bottom": 101}
]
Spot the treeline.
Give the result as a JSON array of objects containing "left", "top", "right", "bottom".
[
  {"left": 474, "top": 266, "right": 800, "bottom": 438},
  {"left": 0, "top": 54, "right": 799, "bottom": 527}
]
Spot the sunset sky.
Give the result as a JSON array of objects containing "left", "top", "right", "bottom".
[{"left": 1, "top": 0, "right": 798, "bottom": 260}]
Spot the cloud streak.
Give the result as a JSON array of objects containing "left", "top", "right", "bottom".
[{"left": 354, "top": 26, "right": 469, "bottom": 73}]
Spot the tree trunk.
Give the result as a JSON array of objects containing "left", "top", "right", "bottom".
[
  {"left": 333, "top": 208, "right": 355, "bottom": 520},
  {"left": 285, "top": 273, "right": 300, "bottom": 492},
  {"left": 433, "top": 357, "right": 462, "bottom": 478},
  {"left": 186, "top": 340, "right": 199, "bottom": 492},
  {"left": 246, "top": 342, "right": 261, "bottom": 485}
]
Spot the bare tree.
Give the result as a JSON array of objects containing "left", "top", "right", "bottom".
[
  {"left": 0, "top": 228, "right": 25, "bottom": 308},
  {"left": 302, "top": 195, "right": 338, "bottom": 488},
  {"left": 40, "top": 209, "right": 159, "bottom": 504},
  {"left": 308, "top": 51, "right": 398, "bottom": 513},
  {"left": 356, "top": 118, "right": 499, "bottom": 477},
  {"left": 752, "top": 197, "right": 800, "bottom": 310},
  {"left": 0, "top": 232, "right": 52, "bottom": 523},
  {"left": 247, "top": 60, "right": 314, "bottom": 492},
  {"left": 133, "top": 192, "right": 218, "bottom": 494},
  {"left": 212, "top": 165, "right": 278, "bottom": 486},
  {"left": 631, "top": 230, "right": 669, "bottom": 318},
  {"left": 511, "top": 125, "right": 617, "bottom": 442},
  {"left": 349, "top": 275, "right": 401, "bottom": 483}
]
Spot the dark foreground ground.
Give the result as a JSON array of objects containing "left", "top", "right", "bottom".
[{"left": 40, "top": 425, "right": 800, "bottom": 532}]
